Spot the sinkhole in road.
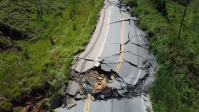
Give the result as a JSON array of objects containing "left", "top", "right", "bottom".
[{"left": 51, "top": 66, "right": 155, "bottom": 109}]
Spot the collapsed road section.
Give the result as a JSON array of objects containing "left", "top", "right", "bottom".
[{"left": 54, "top": 0, "right": 158, "bottom": 111}]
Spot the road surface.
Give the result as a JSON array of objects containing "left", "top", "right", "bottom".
[{"left": 56, "top": 0, "right": 157, "bottom": 112}]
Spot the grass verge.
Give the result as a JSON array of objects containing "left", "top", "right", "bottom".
[
  {"left": 126, "top": 0, "right": 199, "bottom": 111},
  {"left": 0, "top": 0, "right": 104, "bottom": 111}
]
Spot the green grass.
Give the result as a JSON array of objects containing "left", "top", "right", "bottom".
[
  {"left": 0, "top": 0, "right": 104, "bottom": 111},
  {"left": 126, "top": 0, "right": 199, "bottom": 111},
  {"left": 0, "top": 99, "right": 12, "bottom": 112}
]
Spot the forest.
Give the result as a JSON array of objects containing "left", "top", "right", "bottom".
[
  {"left": 126, "top": 0, "right": 199, "bottom": 111},
  {"left": 0, "top": 0, "right": 104, "bottom": 111}
]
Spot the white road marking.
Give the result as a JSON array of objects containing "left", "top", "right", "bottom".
[
  {"left": 137, "top": 30, "right": 140, "bottom": 40},
  {"left": 134, "top": 69, "right": 142, "bottom": 85},
  {"left": 94, "top": 4, "right": 112, "bottom": 66}
]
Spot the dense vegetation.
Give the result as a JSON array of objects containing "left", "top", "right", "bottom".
[
  {"left": 0, "top": 0, "right": 104, "bottom": 111},
  {"left": 126, "top": 0, "right": 199, "bottom": 111}
]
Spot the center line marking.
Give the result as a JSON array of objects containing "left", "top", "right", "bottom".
[
  {"left": 115, "top": 11, "right": 124, "bottom": 74},
  {"left": 84, "top": 94, "right": 89, "bottom": 112},
  {"left": 84, "top": 94, "right": 91, "bottom": 112},
  {"left": 111, "top": 10, "right": 124, "bottom": 79},
  {"left": 84, "top": 2, "right": 124, "bottom": 112},
  {"left": 86, "top": 94, "right": 91, "bottom": 112}
]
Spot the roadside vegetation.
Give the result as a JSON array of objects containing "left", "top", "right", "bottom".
[
  {"left": 0, "top": 0, "right": 104, "bottom": 111},
  {"left": 126, "top": 0, "right": 199, "bottom": 111}
]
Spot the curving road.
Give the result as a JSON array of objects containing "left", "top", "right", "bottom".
[{"left": 56, "top": 0, "right": 157, "bottom": 112}]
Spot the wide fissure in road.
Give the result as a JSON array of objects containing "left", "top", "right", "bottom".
[{"left": 55, "top": 0, "right": 157, "bottom": 112}]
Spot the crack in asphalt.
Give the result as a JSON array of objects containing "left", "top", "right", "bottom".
[
  {"left": 110, "top": 31, "right": 148, "bottom": 50},
  {"left": 99, "top": 50, "right": 144, "bottom": 59},
  {"left": 77, "top": 4, "right": 109, "bottom": 72},
  {"left": 73, "top": 51, "right": 156, "bottom": 73},
  {"left": 108, "top": 19, "right": 132, "bottom": 25}
]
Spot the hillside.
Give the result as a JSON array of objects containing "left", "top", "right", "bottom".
[
  {"left": 0, "top": 0, "right": 104, "bottom": 111},
  {"left": 126, "top": 0, "right": 199, "bottom": 111}
]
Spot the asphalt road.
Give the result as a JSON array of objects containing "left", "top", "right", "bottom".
[{"left": 56, "top": 0, "right": 157, "bottom": 112}]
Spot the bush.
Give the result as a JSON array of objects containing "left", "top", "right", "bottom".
[
  {"left": 127, "top": 0, "right": 199, "bottom": 111},
  {"left": 13, "top": 107, "right": 22, "bottom": 112},
  {"left": 181, "top": 88, "right": 196, "bottom": 106},
  {"left": 126, "top": 0, "right": 138, "bottom": 7},
  {"left": 150, "top": 0, "right": 167, "bottom": 16},
  {"left": 0, "top": 100, "right": 12, "bottom": 112}
]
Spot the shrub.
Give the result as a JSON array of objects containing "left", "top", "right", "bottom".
[{"left": 0, "top": 100, "right": 12, "bottom": 112}]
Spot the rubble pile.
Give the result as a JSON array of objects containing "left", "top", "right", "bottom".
[
  {"left": 84, "top": 71, "right": 110, "bottom": 92},
  {"left": 58, "top": 70, "right": 112, "bottom": 108},
  {"left": 60, "top": 67, "right": 155, "bottom": 106},
  {"left": 61, "top": 75, "right": 86, "bottom": 109}
]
